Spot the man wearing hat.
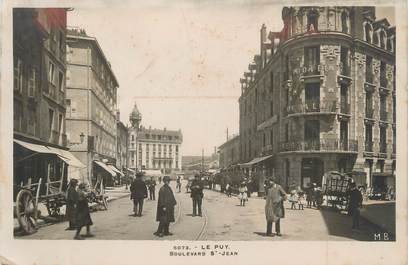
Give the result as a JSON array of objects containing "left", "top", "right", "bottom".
[
  {"left": 130, "top": 173, "right": 148, "bottom": 217},
  {"left": 65, "top": 178, "right": 79, "bottom": 230},
  {"left": 348, "top": 182, "right": 363, "bottom": 230},
  {"left": 190, "top": 175, "right": 204, "bottom": 217},
  {"left": 264, "top": 177, "right": 287, "bottom": 236},
  {"left": 154, "top": 176, "right": 177, "bottom": 237}
]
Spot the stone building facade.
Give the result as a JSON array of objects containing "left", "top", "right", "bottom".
[
  {"left": 13, "top": 8, "right": 72, "bottom": 192},
  {"left": 65, "top": 27, "right": 119, "bottom": 184},
  {"left": 116, "top": 110, "right": 128, "bottom": 175},
  {"left": 239, "top": 7, "right": 396, "bottom": 189}
]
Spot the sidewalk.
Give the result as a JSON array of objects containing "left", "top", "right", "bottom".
[
  {"left": 14, "top": 185, "right": 130, "bottom": 232},
  {"left": 360, "top": 200, "right": 395, "bottom": 235}
]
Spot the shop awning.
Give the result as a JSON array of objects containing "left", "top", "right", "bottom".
[
  {"left": 94, "top": 161, "right": 116, "bottom": 177},
  {"left": 47, "top": 146, "right": 85, "bottom": 168},
  {"left": 108, "top": 165, "right": 124, "bottom": 177},
  {"left": 14, "top": 139, "right": 54, "bottom": 154},
  {"left": 239, "top": 155, "right": 273, "bottom": 168}
]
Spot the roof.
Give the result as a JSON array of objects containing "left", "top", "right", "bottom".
[
  {"left": 137, "top": 127, "right": 183, "bottom": 141},
  {"left": 67, "top": 27, "right": 119, "bottom": 87}
]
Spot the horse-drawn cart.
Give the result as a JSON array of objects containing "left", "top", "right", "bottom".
[{"left": 322, "top": 171, "right": 353, "bottom": 210}]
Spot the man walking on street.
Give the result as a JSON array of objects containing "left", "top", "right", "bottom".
[
  {"left": 265, "top": 177, "right": 287, "bottom": 237},
  {"left": 130, "top": 173, "right": 148, "bottom": 217},
  {"left": 65, "top": 178, "right": 78, "bottom": 230},
  {"left": 190, "top": 175, "right": 204, "bottom": 217},
  {"left": 154, "top": 176, "right": 177, "bottom": 237},
  {"left": 348, "top": 182, "right": 363, "bottom": 230},
  {"left": 148, "top": 177, "right": 157, "bottom": 200},
  {"left": 176, "top": 176, "right": 182, "bottom": 193}
]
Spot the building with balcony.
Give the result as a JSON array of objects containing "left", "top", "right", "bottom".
[
  {"left": 65, "top": 27, "right": 119, "bottom": 185},
  {"left": 218, "top": 135, "right": 240, "bottom": 169},
  {"left": 127, "top": 102, "right": 183, "bottom": 174},
  {"left": 13, "top": 9, "right": 87, "bottom": 195},
  {"left": 238, "top": 6, "right": 395, "bottom": 190}
]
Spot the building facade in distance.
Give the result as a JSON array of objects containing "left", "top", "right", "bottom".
[
  {"left": 65, "top": 27, "right": 119, "bottom": 185},
  {"left": 116, "top": 110, "right": 128, "bottom": 179},
  {"left": 128, "top": 103, "right": 142, "bottom": 171},
  {"left": 239, "top": 6, "right": 395, "bottom": 190},
  {"left": 218, "top": 135, "right": 240, "bottom": 169}
]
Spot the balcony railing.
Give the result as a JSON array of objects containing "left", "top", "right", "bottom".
[
  {"left": 365, "top": 141, "right": 373, "bottom": 152},
  {"left": 380, "top": 141, "right": 387, "bottom": 153},
  {"left": 287, "top": 100, "right": 336, "bottom": 115},
  {"left": 302, "top": 64, "right": 321, "bottom": 76},
  {"left": 279, "top": 139, "right": 358, "bottom": 152}
]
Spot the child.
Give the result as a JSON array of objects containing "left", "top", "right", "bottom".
[
  {"left": 297, "top": 188, "right": 305, "bottom": 210},
  {"left": 289, "top": 189, "right": 298, "bottom": 210},
  {"left": 238, "top": 182, "right": 248, "bottom": 206}
]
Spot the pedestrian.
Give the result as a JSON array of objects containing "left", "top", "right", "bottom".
[
  {"left": 265, "top": 177, "right": 287, "bottom": 237},
  {"left": 288, "top": 189, "right": 298, "bottom": 210},
  {"left": 348, "top": 182, "right": 363, "bottom": 230},
  {"left": 297, "top": 187, "right": 305, "bottom": 210},
  {"left": 226, "top": 182, "right": 232, "bottom": 197},
  {"left": 65, "top": 178, "right": 78, "bottom": 230},
  {"left": 74, "top": 183, "right": 94, "bottom": 240},
  {"left": 154, "top": 176, "right": 177, "bottom": 237},
  {"left": 306, "top": 183, "right": 313, "bottom": 208},
  {"left": 190, "top": 175, "right": 204, "bottom": 217},
  {"left": 158, "top": 176, "right": 162, "bottom": 184},
  {"left": 130, "top": 173, "right": 148, "bottom": 217},
  {"left": 311, "top": 183, "right": 318, "bottom": 207},
  {"left": 176, "top": 176, "right": 182, "bottom": 193},
  {"left": 238, "top": 182, "right": 248, "bottom": 206},
  {"left": 148, "top": 177, "right": 157, "bottom": 200}
]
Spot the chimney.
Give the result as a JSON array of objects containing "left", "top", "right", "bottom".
[{"left": 260, "top": 24, "right": 267, "bottom": 68}]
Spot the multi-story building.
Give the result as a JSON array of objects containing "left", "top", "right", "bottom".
[
  {"left": 128, "top": 102, "right": 183, "bottom": 174},
  {"left": 65, "top": 27, "right": 119, "bottom": 185},
  {"left": 116, "top": 110, "right": 128, "bottom": 182},
  {"left": 239, "top": 7, "right": 395, "bottom": 190},
  {"left": 218, "top": 135, "right": 240, "bottom": 169},
  {"left": 13, "top": 9, "right": 83, "bottom": 192}
]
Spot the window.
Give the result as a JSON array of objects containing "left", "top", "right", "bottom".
[
  {"left": 380, "top": 126, "right": 387, "bottom": 153},
  {"left": 380, "top": 61, "right": 387, "bottom": 87},
  {"left": 58, "top": 71, "right": 64, "bottom": 91},
  {"left": 365, "top": 124, "right": 373, "bottom": 151},
  {"left": 14, "top": 57, "right": 23, "bottom": 92},
  {"left": 380, "top": 94, "right": 387, "bottom": 121},
  {"left": 365, "top": 56, "right": 373, "bottom": 83},
  {"left": 305, "top": 83, "right": 320, "bottom": 112},
  {"left": 307, "top": 10, "right": 318, "bottom": 31},
  {"left": 270, "top": 130, "right": 274, "bottom": 149},
  {"left": 28, "top": 67, "right": 36, "bottom": 97},
  {"left": 131, "top": 135, "right": 134, "bottom": 141},
  {"left": 304, "top": 46, "right": 320, "bottom": 74},
  {"left": 175, "top": 145, "right": 178, "bottom": 152},
  {"left": 270, "top": 100, "right": 274, "bottom": 116},
  {"left": 28, "top": 108, "right": 36, "bottom": 135},
  {"left": 58, "top": 114, "right": 63, "bottom": 133},
  {"left": 364, "top": 23, "right": 372, "bottom": 43},
  {"left": 58, "top": 30, "right": 65, "bottom": 52},
  {"left": 341, "top": 11, "right": 348, "bottom": 33},
  {"left": 48, "top": 109, "right": 54, "bottom": 132},
  {"left": 48, "top": 62, "right": 55, "bottom": 85},
  {"left": 285, "top": 123, "right": 289, "bottom": 142},
  {"left": 340, "top": 46, "right": 350, "bottom": 76},
  {"left": 365, "top": 91, "right": 373, "bottom": 118},
  {"left": 380, "top": 31, "right": 386, "bottom": 49}
]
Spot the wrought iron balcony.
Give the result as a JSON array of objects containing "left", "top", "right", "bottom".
[{"left": 279, "top": 139, "right": 358, "bottom": 152}]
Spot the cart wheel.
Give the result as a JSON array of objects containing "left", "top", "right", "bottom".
[
  {"left": 16, "top": 189, "right": 38, "bottom": 234},
  {"left": 103, "top": 197, "right": 108, "bottom": 210}
]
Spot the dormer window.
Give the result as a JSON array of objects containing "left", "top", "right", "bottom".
[
  {"left": 307, "top": 10, "right": 319, "bottom": 32},
  {"left": 364, "top": 22, "right": 372, "bottom": 43},
  {"left": 341, "top": 11, "right": 348, "bottom": 34}
]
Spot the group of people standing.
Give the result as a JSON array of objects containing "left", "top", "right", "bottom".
[{"left": 66, "top": 179, "right": 94, "bottom": 240}]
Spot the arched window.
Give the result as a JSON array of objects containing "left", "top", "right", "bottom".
[
  {"left": 341, "top": 11, "right": 348, "bottom": 33},
  {"left": 364, "top": 22, "right": 372, "bottom": 43},
  {"left": 307, "top": 10, "right": 319, "bottom": 32}
]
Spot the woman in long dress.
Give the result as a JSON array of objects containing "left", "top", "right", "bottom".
[
  {"left": 238, "top": 182, "right": 248, "bottom": 206},
  {"left": 265, "top": 178, "right": 287, "bottom": 236}
]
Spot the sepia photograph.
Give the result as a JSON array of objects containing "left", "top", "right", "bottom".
[{"left": 1, "top": 1, "right": 407, "bottom": 264}]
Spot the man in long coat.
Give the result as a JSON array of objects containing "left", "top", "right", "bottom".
[
  {"left": 190, "top": 175, "right": 204, "bottom": 216},
  {"left": 130, "top": 173, "right": 148, "bottom": 216},
  {"left": 265, "top": 177, "right": 287, "bottom": 236},
  {"left": 154, "top": 175, "right": 177, "bottom": 237},
  {"left": 65, "top": 178, "right": 78, "bottom": 230},
  {"left": 74, "top": 183, "right": 94, "bottom": 240}
]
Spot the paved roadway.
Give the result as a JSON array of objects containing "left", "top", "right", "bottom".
[{"left": 19, "top": 181, "right": 390, "bottom": 241}]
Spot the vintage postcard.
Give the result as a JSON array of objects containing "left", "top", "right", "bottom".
[{"left": 0, "top": 0, "right": 407, "bottom": 264}]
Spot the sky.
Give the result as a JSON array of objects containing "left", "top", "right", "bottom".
[{"left": 67, "top": 4, "right": 394, "bottom": 156}]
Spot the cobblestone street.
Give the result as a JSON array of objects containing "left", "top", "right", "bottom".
[{"left": 18, "top": 181, "right": 389, "bottom": 241}]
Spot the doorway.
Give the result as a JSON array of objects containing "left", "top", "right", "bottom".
[{"left": 301, "top": 158, "right": 324, "bottom": 188}]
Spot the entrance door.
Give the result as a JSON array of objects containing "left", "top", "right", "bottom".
[{"left": 301, "top": 158, "right": 324, "bottom": 188}]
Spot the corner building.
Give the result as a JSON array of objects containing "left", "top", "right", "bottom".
[{"left": 239, "top": 7, "right": 396, "bottom": 190}]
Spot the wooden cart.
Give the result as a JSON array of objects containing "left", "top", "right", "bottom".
[{"left": 322, "top": 171, "right": 353, "bottom": 210}]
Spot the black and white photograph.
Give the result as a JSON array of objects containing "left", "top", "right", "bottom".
[{"left": 1, "top": 1, "right": 407, "bottom": 265}]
